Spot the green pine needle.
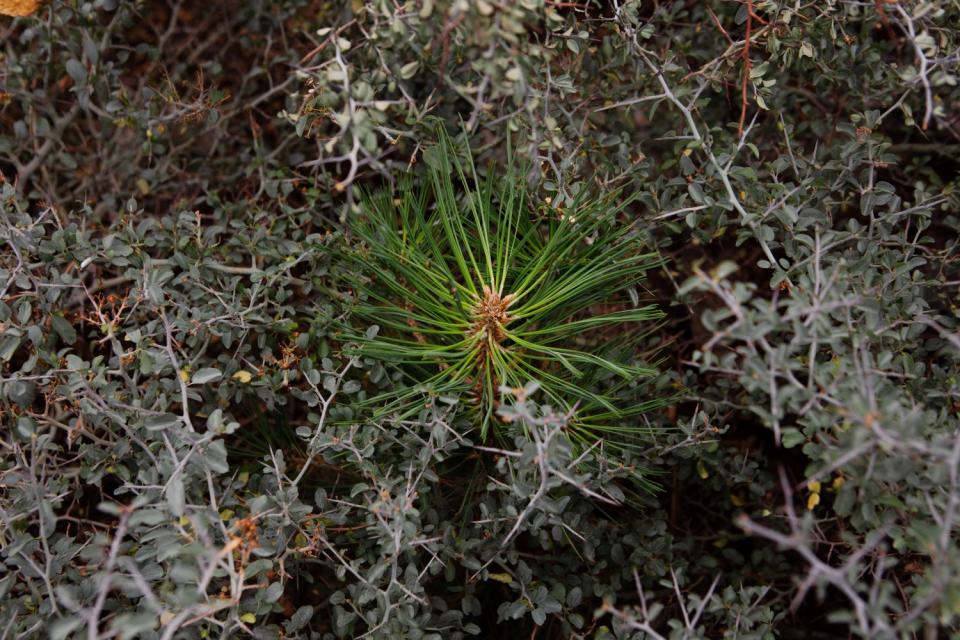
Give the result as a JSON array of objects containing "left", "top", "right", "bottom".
[{"left": 345, "top": 128, "right": 667, "bottom": 449}]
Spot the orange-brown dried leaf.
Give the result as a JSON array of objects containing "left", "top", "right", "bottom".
[{"left": 0, "top": 0, "right": 41, "bottom": 17}]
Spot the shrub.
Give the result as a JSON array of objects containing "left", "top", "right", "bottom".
[{"left": 0, "top": 0, "right": 958, "bottom": 639}]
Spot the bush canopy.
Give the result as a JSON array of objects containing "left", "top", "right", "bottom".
[{"left": 1, "top": 1, "right": 959, "bottom": 639}]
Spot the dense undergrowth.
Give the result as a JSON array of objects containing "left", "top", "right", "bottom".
[{"left": 1, "top": 1, "right": 959, "bottom": 639}]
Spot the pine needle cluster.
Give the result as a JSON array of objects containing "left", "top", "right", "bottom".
[{"left": 347, "top": 130, "right": 666, "bottom": 449}]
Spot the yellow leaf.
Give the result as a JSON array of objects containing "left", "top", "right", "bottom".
[
  {"left": 832, "top": 475, "right": 845, "bottom": 491},
  {"left": 179, "top": 369, "right": 190, "bottom": 382},
  {"left": 807, "top": 480, "right": 821, "bottom": 494},
  {"left": 806, "top": 492, "right": 820, "bottom": 511},
  {"left": 219, "top": 509, "right": 234, "bottom": 521},
  {"left": 488, "top": 573, "right": 513, "bottom": 584},
  {"left": 696, "top": 459, "right": 709, "bottom": 480},
  {"left": 240, "top": 613, "right": 256, "bottom": 624},
  {"left": 232, "top": 370, "right": 253, "bottom": 383}
]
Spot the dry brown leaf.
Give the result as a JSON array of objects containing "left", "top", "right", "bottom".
[{"left": 0, "top": 0, "right": 41, "bottom": 17}]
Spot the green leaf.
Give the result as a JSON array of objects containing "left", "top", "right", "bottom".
[
  {"left": 264, "top": 581, "right": 284, "bottom": 603},
  {"left": 52, "top": 315, "right": 78, "bottom": 344},
  {"left": 0, "top": 336, "right": 20, "bottom": 362},
  {"left": 65, "top": 59, "right": 87, "bottom": 84},
  {"left": 145, "top": 413, "right": 181, "bottom": 431},
  {"left": 192, "top": 367, "right": 222, "bottom": 384},
  {"left": 165, "top": 476, "right": 184, "bottom": 516},
  {"left": 780, "top": 428, "right": 804, "bottom": 448},
  {"left": 49, "top": 617, "right": 84, "bottom": 640},
  {"left": 285, "top": 606, "right": 314, "bottom": 633},
  {"left": 399, "top": 61, "right": 419, "bottom": 79}
]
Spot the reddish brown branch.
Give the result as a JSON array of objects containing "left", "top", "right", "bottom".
[
  {"left": 737, "top": 1, "right": 768, "bottom": 136},
  {"left": 874, "top": 0, "right": 898, "bottom": 45},
  {"left": 299, "top": 19, "right": 357, "bottom": 64},
  {"left": 435, "top": 10, "right": 467, "bottom": 87},
  {"left": 707, "top": 7, "right": 734, "bottom": 45},
  {"left": 738, "top": 0, "right": 755, "bottom": 137}
]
